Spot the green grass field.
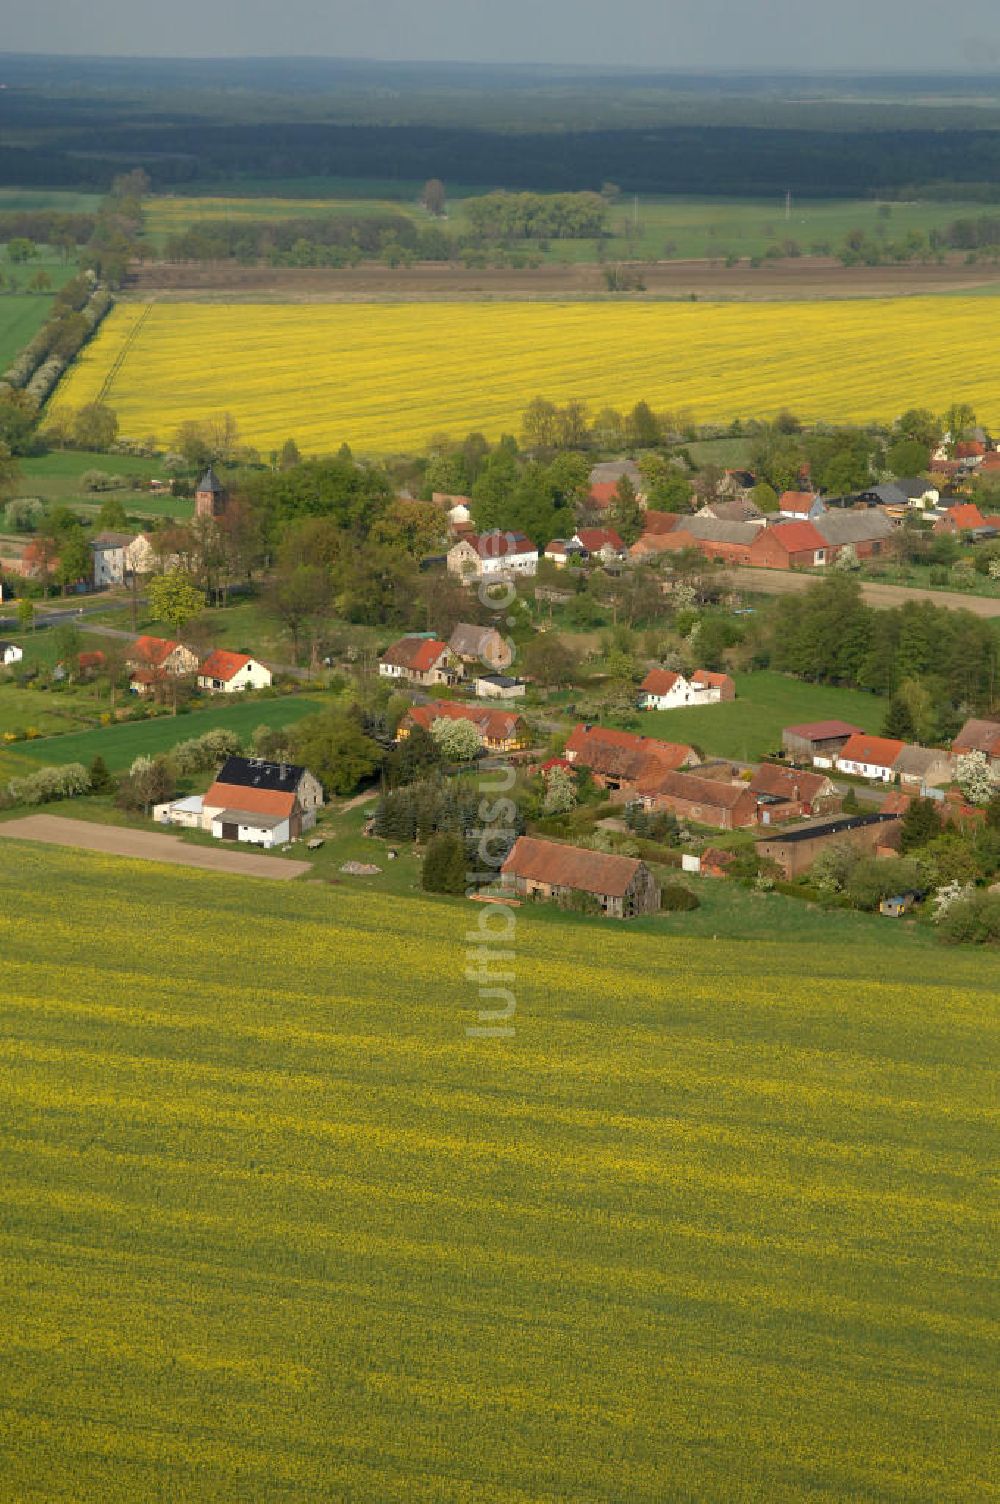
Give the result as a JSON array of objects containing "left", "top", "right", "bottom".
[
  {"left": 641, "top": 669, "right": 887, "bottom": 761},
  {"left": 5, "top": 694, "right": 324, "bottom": 774},
  {"left": 142, "top": 188, "right": 998, "bottom": 265},
  {"left": 0, "top": 293, "right": 55, "bottom": 371},
  {"left": 0, "top": 841, "right": 995, "bottom": 1500},
  {"left": 0, "top": 250, "right": 86, "bottom": 369},
  {"left": 13, "top": 450, "right": 183, "bottom": 512},
  {"left": 540, "top": 195, "right": 987, "bottom": 264},
  {"left": 0, "top": 190, "right": 102, "bottom": 214}
]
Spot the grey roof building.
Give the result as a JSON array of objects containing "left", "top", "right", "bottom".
[
  {"left": 589, "top": 459, "right": 644, "bottom": 488},
  {"left": 815, "top": 510, "right": 895, "bottom": 547},
  {"left": 696, "top": 497, "right": 765, "bottom": 525},
  {"left": 685, "top": 516, "right": 760, "bottom": 546}
]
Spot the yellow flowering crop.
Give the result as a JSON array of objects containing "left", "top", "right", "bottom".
[
  {"left": 0, "top": 842, "right": 996, "bottom": 1502},
  {"left": 54, "top": 296, "right": 1000, "bottom": 456}
]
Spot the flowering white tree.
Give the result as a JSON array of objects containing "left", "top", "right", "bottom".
[
  {"left": 542, "top": 765, "right": 577, "bottom": 815},
  {"left": 955, "top": 749, "right": 999, "bottom": 806},
  {"left": 932, "top": 880, "right": 973, "bottom": 921},
  {"left": 430, "top": 716, "right": 482, "bottom": 762},
  {"left": 833, "top": 543, "right": 861, "bottom": 572}
]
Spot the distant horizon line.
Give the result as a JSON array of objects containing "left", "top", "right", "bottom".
[{"left": 2, "top": 51, "right": 1000, "bottom": 78}]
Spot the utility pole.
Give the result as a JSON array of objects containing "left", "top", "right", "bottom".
[{"left": 785, "top": 190, "right": 792, "bottom": 223}]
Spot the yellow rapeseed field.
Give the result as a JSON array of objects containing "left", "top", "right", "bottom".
[
  {"left": 54, "top": 296, "right": 1000, "bottom": 455},
  {"left": 0, "top": 842, "right": 996, "bottom": 1502}
]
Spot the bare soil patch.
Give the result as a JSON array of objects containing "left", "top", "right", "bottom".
[
  {"left": 128, "top": 255, "right": 1000, "bottom": 304},
  {"left": 726, "top": 566, "right": 1000, "bottom": 616},
  {"left": 0, "top": 814, "right": 311, "bottom": 878}
]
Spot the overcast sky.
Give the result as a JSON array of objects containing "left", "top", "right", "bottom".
[{"left": 6, "top": 0, "right": 1000, "bottom": 71}]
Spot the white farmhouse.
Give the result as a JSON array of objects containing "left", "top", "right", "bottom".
[
  {"left": 638, "top": 668, "right": 736, "bottom": 711},
  {"left": 197, "top": 649, "right": 273, "bottom": 694},
  {"left": 836, "top": 732, "right": 905, "bottom": 783},
  {"left": 447, "top": 530, "right": 538, "bottom": 580}
]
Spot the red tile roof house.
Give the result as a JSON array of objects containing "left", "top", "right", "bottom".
[
  {"left": 197, "top": 649, "right": 273, "bottom": 694},
  {"left": 781, "top": 720, "right": 863, "bottom": 768},
  {"left": 638, "top": 668, "right": 735, "bottom": 710},
  {"left": 691, "top": 669, "right": 736, "bottom": 701},
  {"left": 586, "top": 482, "right": 621, "bottom": 511},
  {"left": 778, "top": 491, "right": 825, "bottom": 520},
  {"left": 836, "top": 733, "right": 905, "bottom": 783},
  {"left": 500, "top": 835, "right": 660, "bottom": 918},
  {"left": 642, "top": 510, "right": 683, "bottom": 535},
  {"left": 574, "top": 527, "right": 627, "bottom": 561},
  {"left": 543, "top": 537, "right": 589, "bottom": 567},
  {"left": 563, "top": 724, "right": 698, "bottom": 792},
  {"left": 431, "top": 492, "right": 472, "bottom": 527},
  {"left": 636, "top": 767, "right": 761, "bottom": 830},
  {"left": 932, "top": 503, "right": 987, "bottom": 535},
  {"left": 629, "top": 526, "right": 692, "bottom": 561},
  {"left": 378, "top": 635, "right": 462, "bottom": 687},
  {"left": 126, "top": 635, "right": 199, "bottom": 694},
  {"left": 447, "top": 531, "right": 538, "bottom": 580},
  {"left": 748, "top": 520, "right": 830, "bottom": 570},
  {"left": 400, "top": 700, "right": 531, "bottom": 753},
  {"left": 750, "top": 762, "right": 842, "bottom": 822}
]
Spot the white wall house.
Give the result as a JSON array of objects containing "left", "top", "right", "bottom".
[
  {"left": 638, "top": 669, "right": 730, "bottom": 711},
  {"left": 377, "top": 636, "right": 460, "bottom": 685},
  {"left": 0, "top": 641, "right": 24, "bottom": 666},
  {"left": 447, "top": 531, "right": 538, "bottom": 580},
  {"left": 90, "top": 532, "right": 135, "bottom": 588},
  {"left": 153, "top": 794, "right": 206, "bottom": 828},
  {"left": 197, "top": 650, "right": 273, "bottom": 694},
  {"left": 836, "top": 734, "right": 905, "bottom": 783}
]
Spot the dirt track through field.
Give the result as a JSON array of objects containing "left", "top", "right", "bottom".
[
  {"left": 0, "top": 815, "right": 311, "bottom": 878},
  {"left": 128, "top": 254, "right": 1000, "bottom": 303},
  {"left": 725, "top": 567, "right": 1000, "bottom": 617}
]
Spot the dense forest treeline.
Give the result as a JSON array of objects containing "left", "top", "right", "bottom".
[{"left": 10, "top": 114, "right": 1000, "bottom": 198}]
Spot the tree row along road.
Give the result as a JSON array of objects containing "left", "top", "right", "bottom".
[{"left": 725, "top": 567, "right": 1000, "bottom": 618}]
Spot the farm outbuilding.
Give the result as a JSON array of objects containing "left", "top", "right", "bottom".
[{"left": 501, "top": 836, "right": 660, "bottom": 918}]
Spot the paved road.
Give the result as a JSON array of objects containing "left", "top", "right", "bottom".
[
  {"left": 0, "top": 598, "right": 145, "bottom": 632},
  {"left": 725, "top": 567, "right": 1000, "bottom": 618}
]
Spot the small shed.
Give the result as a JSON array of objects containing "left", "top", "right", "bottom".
[
  {"left": 211, "top": 808, "right": 292, "bottom": 848},
  {"left": 880, "top": 892, "right": 920, "bottom": 918}
]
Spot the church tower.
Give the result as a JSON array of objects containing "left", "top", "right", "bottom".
[{"left": 195, "top": 467, "right": 228, "bottom": 519}]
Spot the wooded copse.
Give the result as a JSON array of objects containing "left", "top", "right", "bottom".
[
  {"left": 161, "top": 192, "right": 608, "bottom": 264},
  {"left": 0, "top": 211, "right": 97, "bottom": 247},
  {"left": 0, "top": 275, "right": 112, "bottom": 406}
]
